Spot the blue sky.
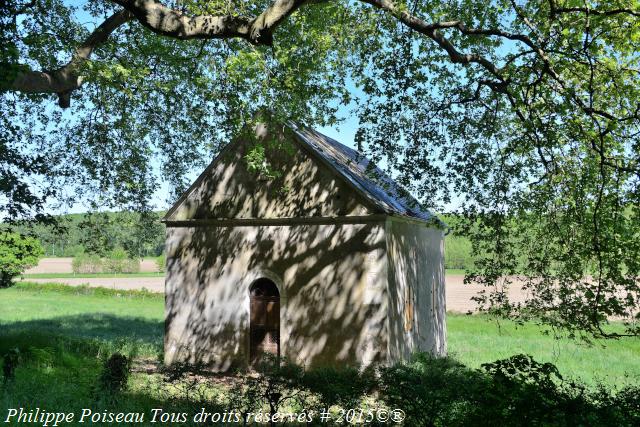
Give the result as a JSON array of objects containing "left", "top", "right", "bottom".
[
  {"left": 42, "top": 0, "right": 366, "bottom": 214},
  {"left": 46, "top": 0, "right": 471, "bottom": 215}
]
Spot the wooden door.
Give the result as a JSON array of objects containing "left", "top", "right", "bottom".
[{"left": 250, "top": 279, "right": 280, "bottom": 363}]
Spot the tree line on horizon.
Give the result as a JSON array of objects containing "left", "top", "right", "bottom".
[
  {"left": 8, "top": 211, "right": 474, "bottom": 270},
  {"left": 8, "top": 211, "right": 166, "bottom": 259}
]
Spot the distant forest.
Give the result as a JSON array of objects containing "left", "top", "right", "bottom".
[
  {"left": 12, "top": 211, "right": 166, "bottom": 259},
  {"left": 12, "top": 212, "right": 474, "bottom": 270}
]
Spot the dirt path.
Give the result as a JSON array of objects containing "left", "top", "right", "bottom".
[{"left": 22, "top": 274, "right": 532, "bottom": 313}]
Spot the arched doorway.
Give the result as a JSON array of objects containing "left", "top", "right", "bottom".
[{"left": 249, "top": 278, "right": 280, "bottom": 364}]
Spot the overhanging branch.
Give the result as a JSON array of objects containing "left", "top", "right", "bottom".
[
  {"left": 5, "top": 0, "right": 308, "bottom": 107},
  {"left": 7, "top": 9, "right": 134, "bottom": 107},
  {"left": 111, "top": 0, "right": 306, "bottom": 45}
]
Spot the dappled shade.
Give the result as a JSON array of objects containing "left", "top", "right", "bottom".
[{"left": 163, "top": 122, "right": 445, "bottom": 370}]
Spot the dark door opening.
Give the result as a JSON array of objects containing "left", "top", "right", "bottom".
[{"left": 249, "top": 278, "right": 280, "bottom": 364}]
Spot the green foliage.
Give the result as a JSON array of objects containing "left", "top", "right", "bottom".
[
  {"left": 378, "top": 353, "right": 640, "bottom": 427},
  {"left": 1, "top": 348, "right": 20, "bottom": 384},
  {"left": 6, "top": 281, "right": 162, "bottom": 299},
  {"left": 72, "top": 252, "right": 103, "bottom": 274},
  {"left": 71, "top": 249, "right": 140, "bottom": 274},
  {"left": 0, "top": 232, "right": 43, "bottom": 287},
  {"left": 301, "top": 365, "right": 375, "bottom": 414},
  {"left": 103, "top": 247, "right": 140, "bottom": 274},
  {"left": 444, "top": 233, "right": 473, "bottom": 271},
  {"left": 96, "top": 353, "right": 131, "bottom": 397},
  {"left": 14, "top": 211, "right": 166, "bottom": 258},
  {"left": 78, "top": 213, "right": 115, "bottom": 257},
  {"left": 246, "top": 354, "right": 308, "bottom": 420},
  {"left": 155, "top": 254, "right": 165, "bottom": 273}
]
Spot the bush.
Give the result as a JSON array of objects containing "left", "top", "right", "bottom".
[
  {"left": 156, "top": 254, "right": 166, "bottom": 273},
  {"left": 123, "top": 258, "right": 140, "bottom": 273},
  {"left": 97, "top": 353, "right": 130, "bottom": 396},
  {"left": 0, "top": 232, "right": 43, "bottom": 287},
  {"left": 246, "top": 355, "right": 308, "bottom": 421},
  {"left": 103, "top": 248, "right": 139, "bottom": 274},
  {"left": 72, "top": 253, "right": 103, "bottom": 273},
  {"left": 302, "top": 365, "right": 375, "bottom": 415},
  {"left": 2, "top": 348, "right": 21, "bottom": 384},
  {"left": 378, "top": 353, "right": 640, "bottom": 427},
  {"left": 379, "top": 353, "right": 485, "bottom": 426}
]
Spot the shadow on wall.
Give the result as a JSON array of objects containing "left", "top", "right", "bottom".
[
  {"left": 170, "top": 126, "right": 371, "bottom": 221},
  {"left": 165, "top": 127, "right": 395, "bottom": 370},
  {"left": 387, "top": 221, "right": 446, "bottom": 361},
  {"left": 165, "top": 221, "right": 388, "bottom": 370}
]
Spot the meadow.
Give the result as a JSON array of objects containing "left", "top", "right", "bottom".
[
  {"left": 1, "top": 283, "right": 638, "bottom": 425},
  {"left": 2, "top": 282, "right": 638, "bottom": 386}
]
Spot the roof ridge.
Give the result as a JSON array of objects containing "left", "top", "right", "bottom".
[{"left": 289, "top": 123, "right": 440, "bottom": 226}]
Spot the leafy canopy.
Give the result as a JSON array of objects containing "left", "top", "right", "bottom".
[{"left": 0, "top": 232, "right": 43, "bottom": 287}]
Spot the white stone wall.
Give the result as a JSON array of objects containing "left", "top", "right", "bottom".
[
  {"left": 385, "top": 219, "right": 446, "bottom": 364},
  {"left": 164, "top": 221, "right": 389, "bottom": 370}
]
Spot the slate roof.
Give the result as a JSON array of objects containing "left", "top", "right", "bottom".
[{"left": 289, "top": 123, "right": 439, "bottom": 225}]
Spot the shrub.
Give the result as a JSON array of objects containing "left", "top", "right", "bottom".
[
  {"left": 379, "top": 353, "right": 486, "bottom": 426},
  {"left": 2, "top": 348, "right": 21, "bottom": 384},
  {"left": 302, "top": 365, "right": 375, "bottom": 414},
  {"left": 0, "top": 232, "right": 43, "bottom": 287},
  {"left": 103, "top": 248, "right": 139, "bottom": 273},
  {"left": 97, "top": 353, "right": 130, "bottom": 396},
  {"left": 156, "top": 254, "right": 166, "bottom": 273},
  {"left": 378, "top": 353, "right": 640, "bottom": 427},
  {"left": 160, "top": 361, "right": 211, "bottom": 405},
  {"left": 123, "top": 258, "right": 140, "bottom": 273},
  {"left": 72, "top": 253, "right": 103, "bottom": 273},
  {"left": 245, "top": 355, "right": 308, "bottom": 423}
]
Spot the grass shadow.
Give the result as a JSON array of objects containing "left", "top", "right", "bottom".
[{"left": 0, "top": 314, "right": 164, "bottom": 357}]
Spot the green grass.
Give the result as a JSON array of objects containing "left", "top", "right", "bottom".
[
  {"left": 24, "top": 270, "right": 466, "bottom": 279},
  {"left": 23, "top": 272, "right": 164, "bottom": 279},
  {"left": 0, "top": 282, "right": 163, "bottom": 357},
  {"left": 2, "top": 282, "right": 638, "bottom": 388},
  {"left": 447, "top": 314, "right": 640, "bottom": 387},
  {"left": 0, "top": 283, "right": 172, "bottom": 425},
  {"left": 1, "top": 282, "right": 638, "bottom": 426}
]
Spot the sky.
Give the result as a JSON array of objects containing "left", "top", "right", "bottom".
[
  {"left": 23, "top": 0, "right": 531, "bottom": 217},
  {"left": 42, "top": 0, "right": 469, "bottom": 216},
  {"left": 38, "top": 0, "right": 369, "bottom": 215}
]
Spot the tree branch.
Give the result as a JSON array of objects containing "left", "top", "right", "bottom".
[
  {"left": 111, "top": 0, "right": 306, "bottom": 45},
  {"left": 358, "top": 0, "right": 507, "bottom": 90},
  {"left": 5, "top": 0, "right": 308, "bottom": 107},
  {"left": 7, "top": 9, "right": 134, "bottom": 107},
  {"left": 548, "top": 0, "right": 640, "bottom": 18}
]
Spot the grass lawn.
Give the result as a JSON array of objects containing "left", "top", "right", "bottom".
[
  {"left": 448, "top": 315, "right": 640, "bottom": 387},
  {"left": 1, "top": 282, "right": 638, "bottom": 426},
  {"left": 1, "top": 282, "right": 638, "bottom": 388},
  {"left": 0, "top": 283, "right": 163, "bottom": 357},
  {"left": 23, "top": 272, "right": 164, "bottom": 279}
]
